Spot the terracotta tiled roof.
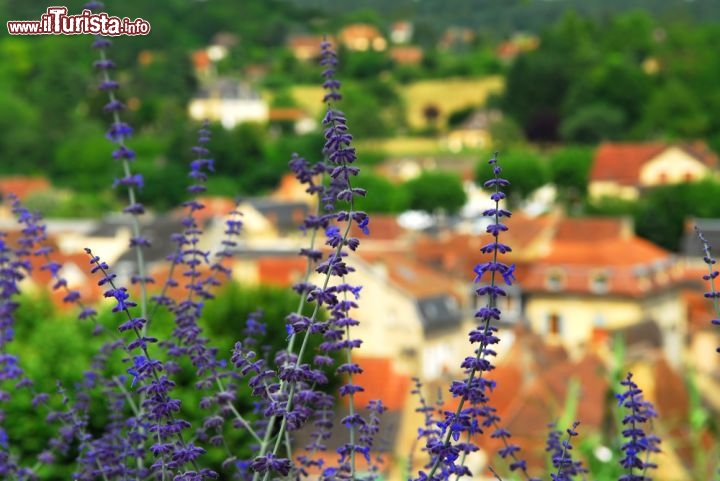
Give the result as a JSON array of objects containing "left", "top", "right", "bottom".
[
  {"left": 349, "top": 214, "right": 406, "bottom": 241},
  {"left": 412, "top": 213, "right": 553, "bottom": 279},
  {"left": 349, "top": 355, "right": 411, "bottom": 411},
  {"left": 553, "top": 217, "right": 629, "bottom": 242},
  {"left": 257, "top": 256, "right": 307, "bottom": 287},
  {"left": 268, "top": 107, "right": 306, "bottom": 122},
  {"left": 0, "top": 176, "right": 51, "bottom": 201},
  {"left": 590, "top": 142, "right": 668, "bottom": 185},
  {"left": 358, "top": 251, "right": 461, "bottom": 299},
  {"left": 339, "top": 24, "right": 384, "bottom": 41},
  {"left": 590, "top": 141, "right": 718, "bottom": 186},
  {"left": 170, "top": 196, "right": 238, "bottom": 223},
  {"left": 521, "top": 237, "right": 680, "bottom": 296},
  {"left": 191, "top": 49, "right": 210, "bottom": 70},
  {"left": 541, "top": 236, "right": 669, "bottom": 266},
  {"left": 389, "top": 46, "right": 423, "bottom": 64}
]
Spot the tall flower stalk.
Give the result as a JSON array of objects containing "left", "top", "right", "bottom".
[
  {"left": 86, "top": 1, "right": 151, "bottom": 329},
  {"left": 616, "top": 373, "right": 660, "bottom": 481},
  {"left": 250, "top": 39, "right": 370, "bottom": 481},
  {"left": 417, "top": 153, "right": 532, "bottom": 481}
]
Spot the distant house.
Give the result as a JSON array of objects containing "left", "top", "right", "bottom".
[
  {"left": 444, "top": 109, "right": 502, "bottom": 152},
  {"left": 495, "top": 34, "right": 539, "bottom": 63},
  {"left": 388, "top": 45, "right": 423, "bottom": 65},
  {"left": 188, "top": 77, "right": 268, "bottom": 129},
  {"left": 0, "top": 176, "right": 51, "bottom": 202},
  {"left": 588, "top": 141, "right": 718, "bottom": 201},
  {"left": 390, "top": 20, "right": 413, "bottom": 44},
  {"left": 336, "top": 252, "right": 468, "bottom": 380},
  {"left": 338, "top": 23, "right": 387, "bottom": 52},
  {"left": 287, "top": 34, "right": 326, "bottom": 61},
  {"left": 437, "top": 27, "right": 475, "bottom": 51},
  {"left": 190, "top": 49, "right": 213, "bottom": 79},
  {"left": 680, "top": 217, "right": 720, "bottom": 374},
  {"left": 520, "top": 217, "right": 687, "bottom": 364},
  {"left": 267, "top": 107, "right": 316, "bottom": 135}
]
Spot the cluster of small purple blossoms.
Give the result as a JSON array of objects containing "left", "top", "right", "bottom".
[
  {"left": 695, "top": 228, "right": 720, "bottom": 480},
  {"left": 0, "top": 226, "right": 33, "bottom": 479},
  {"left": 695, "top": 227, "right": 720, "bottom": 353},
  {"left": 416, "top": 153, "right": 533, "bottom": 481},
  {"left": 247, "top": 39, "right": 379, "bottom": 481},
  {"left": 85, "top": 249, "right": 215, "bottom": 480},
  {"left": 616, "top": 373, "right": 661, "bottom": 481},
  {"left": 86, "top": 0, "right": 152, "bottom": 318},
  {"left": 545, "top": 421, "right": 587, "bottom": 480}
]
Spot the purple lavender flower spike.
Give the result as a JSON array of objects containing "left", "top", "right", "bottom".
[
  {"left": 417, "top": 153, "right": 536, "bottom": 481},
  {"left": 616, "top": 373, "right": 661, "bottom": 481}
]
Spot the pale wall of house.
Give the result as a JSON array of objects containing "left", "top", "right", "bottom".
[
  {"left": 328, "top": 263, "right": 425, "bottom": 376},
  {"left": 525, "top": 295, "right": 644, "bottom": 350},
  {"left": 588, "top": 181, "right": 639, "bottom": 201},
  {"left": 188, "top": 98, "right": 269, "bottom": 129},
  {"left": 639, "top": 147, "right": 709, "bottom": 186},
  {"left": 422, "top": 323, "right": 475, "bottom": 380},
  {"left": 642, "top": 290, "right": 687, "bottom": 366}
]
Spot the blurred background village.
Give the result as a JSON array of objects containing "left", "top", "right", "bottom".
[{"left": 2, "top": 0, "right": 720, "bottom": 479}]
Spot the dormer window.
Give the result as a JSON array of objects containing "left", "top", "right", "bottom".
[
  {"left": 546, "top": 268, "right": 565, "bottom": 292},
  {"left": 590, "top": 270, "right": 609, "bottom": 294}
]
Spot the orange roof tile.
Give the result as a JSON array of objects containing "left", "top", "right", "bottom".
[
  {"left": 590, "top": 142, "right": 668, "bottom": 186},
  {"left": 0, "top": 176, "right": 51, "bottom": 201},
  {"left": 257, "top": 256, "right": 307, "bottom": 287},
  {"left": 389, "top": 46, "right": 423, "bottom": 64},
  {"left": 172, "top": 196, "right": 237, "bottom": 222},
  {"left": 590, "top": 141, "right": 718, "bottom": 186},
  {"left": 339, "top": 24, "right": 384, "bottom": 41},
  {"left": 191, "top": 50, "right": 210, "bottom": 70},
  {"left": 268, "top": 107, "right": 306, "bottom": 122},
  {"left": 348, "top": 355, "right": 411, "bottom": 411},
  {"left": 554, "top": 217, "right": 628, "bottom": 242},
  {"left": 542, "top": 236, "right": 669, "bottom": 266},
  {"left": 358, "top": 252, "right": 462, "bottom": 299},
  {"left": 349, "top": 214, "right": 406, "bottom": 241}
]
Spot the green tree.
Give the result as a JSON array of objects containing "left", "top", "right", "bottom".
[
  {"left": 634, "top": 180, "right": 720, "bottom": 251},
  {"left": 338, "top": 82, "right": 393, "bottom": 138},
  {"left": 353, "top": 173, "right": 409, "bottom": 214},
  {"left": 404, "top": 170, "right": 467, "bottom": 215},
  {"left": 559, "top": 103, "right": 626, "bottom": 143},
  {"left": 477, "top": 150, "right": 549, "bottom": 204},
  {"left": 0, "top": 91, "right": 42, "bottom": 173},
  {"left": 639, "top": 80, "right": 710, "bottom": 138},
  {"left": 548, "top": 146, "right": 594, "bottom": 200}
]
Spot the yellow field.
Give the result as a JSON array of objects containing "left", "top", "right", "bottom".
[
  {"left": 401, "top": 76, "right": 504, "bottom": 129},
  {"left": 356, "top": 137, "right": 445, "bottom": 156},
  {"left": 285, "top": 76, "right": 504, "bottom": 130},
  {"left": 287, "top": 85, "right": 325, "bottom": 118}
]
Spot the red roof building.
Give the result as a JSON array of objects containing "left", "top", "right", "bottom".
[{"left": 589, "top": 141, "right": 718, "bottom": 200}]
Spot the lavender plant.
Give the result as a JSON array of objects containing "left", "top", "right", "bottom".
[{"left": 0, "top": 2, "right": 712, "bottom": 481}]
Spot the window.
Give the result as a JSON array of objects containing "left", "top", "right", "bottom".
[
  {"left": 547, "top": 312, "right": 562, "bottom": 335},
  {"left": 546, "top": 269, "right": 565, "bottom": 292},
  {"left": 590, "top": 270, "right": 609, "bottom": 294}
]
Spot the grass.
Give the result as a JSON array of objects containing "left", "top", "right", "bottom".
[{"left": 400, "top": 76, "right": 504, "bottom": 129}]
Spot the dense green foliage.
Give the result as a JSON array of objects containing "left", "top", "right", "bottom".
[
  {"left": 405, "top": 171, "right": 467, "bottom": 215},
  {"left": 5, "top": 282, "right": 329, "bottom": 476},
  {"left": 501, "top": 10, "right": 720, "bottom": 149}
]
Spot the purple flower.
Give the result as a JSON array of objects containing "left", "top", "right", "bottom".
[{"left": 616, "top": 373, "right": 661, "bottom": 480}]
